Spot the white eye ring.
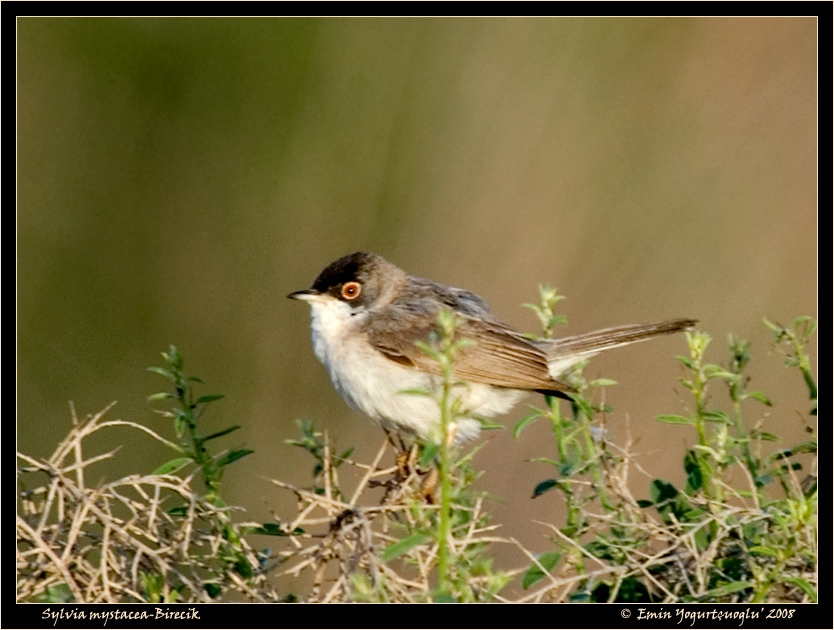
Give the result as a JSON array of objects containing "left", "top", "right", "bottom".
[{"left": 341, "top": 282, "right": 361, "bottom": 300}]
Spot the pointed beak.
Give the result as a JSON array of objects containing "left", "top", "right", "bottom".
[{"left": 287, "top": 289, "right": 321, "bottom": 302}]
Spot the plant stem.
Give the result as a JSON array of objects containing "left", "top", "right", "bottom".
[{"left": 437, "top": 366, "right": 453, "bottom": 596}]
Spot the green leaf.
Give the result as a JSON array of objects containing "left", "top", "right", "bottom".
[
  {"left": 781, "top": 576, "right": 817, "bottom": 602},
  {"left": 790, "top": 441, "right": 818, "bottom": 455},
  {"left": 216, "top": 449, "right": 254, "bottom": 468},
  {"left": 147, "top": 366, "right": 175, "bottom": 380},
  {"left": 418, "top": 442, "right": 440, "bottom": 468},
  {"left": 748, "top": 546, "right": 778, "bottom": 557},
  {"left": 140, "top": 572, "right": 164, "bottom": 603},
  {"left": 414, "top": 341, "right": 441, "bottom": 361},
  {"left": 452, "top": 338, "right": 477, "bottom": 351},
  {"left": 745, "top": 391, "right": 772, "bottom": 406},
  {"left": 475, "top": 416, "right": 504, "bottom": 431},
  {"left": 336, "top": 447, "right": 355, "bottom": 463},
  {"left": 649, "top": 479, "right": 680, "bottom": 504},
  {"left": 234, "top": 556, "right": 253, "bottom": 579},
  {"left": 147, "top": 392, "right": 175, "bottom": 402},
  {"left": 657, "top": 414, "right": 692, "bottom": 425},
  {"left": 530, "top": 457, "right": 561, "bottom": 466},
  {"left": 532, "top": 479, "right": 558, "bottom": 498},
  {"left": 587, "top": 378, "right": 617, "bottom": 388},
  {"left": 701, "top": 581, "right": 752, "bottom": 599},
  {"left": 153, "top": 458, "right": 192, "bottom": 475},
  {"left": 560, "top": 525, "right": 578, "bottom": 538},
  {"left": 678, "top": 377, "right": 694, "bottom": 390},
  {"left": 707, "top": 370, "right": 737, "bottom": 380},
  {"left": 204, "top": 583, "right": 222, "bottom": 599},
  {"left": 701, "top": 410, "right": 730, "bottom": 423},
  {"left": 195, "top": 394, "right": 225, "bottom": 405},
  {"left": 163, "top": 345, "right": 182, "bottom": 363},
  {"left": 203, "top": 425, "right": 241, "bottom": 441},
  {"left": 762, "top": 317, "right": 782, "bottom": 334},
  {"left": 547, "top": 314, "right": 568, "bottom": 327},
  {"left": 522, "top": 551, "right": 562, "bottom": 589},
  {"left": 174, "top": 414, "right": 187, "bottom": 437},
  {"left": 513, "top": 409, "right": 543, "bottom": 438},
  {"left": 790, "top": 315, "right": 814, "bottom": 328},
  {"left": 676, "top": 356, "right": 695, "bottom": 369},
  {"left": 754, "top": 472, "right": 774, "bottom": 486},
  {"left": 571, "top": 396, "right": 595, "bottom": 420},
  {"left": 692, "top": 525, "right": 710, "bottom": 550},
  {"left": 769, "top": 441, "right": 817, "bottom": 461},
  {"left": 380, "top": 533, "right": 432, "bottom": 561},
  {"left": 800, "top": 319, "right": 817, "bottom": 338},
  {"left": 683, "top": 454, "right": 710, "bottom": 495},
  {"left": 39, "top": 583, "right": 73, "bottom": 603},
  {"left": 399, "top": 388, "right": 432, "bottom": 396},
  {"left": 245, "top": 522, "right": 298, "bottom": 537}
]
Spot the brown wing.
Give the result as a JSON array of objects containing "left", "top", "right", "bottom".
[{"left": 364, "top": 312, "right": 574, "bottom": 395}]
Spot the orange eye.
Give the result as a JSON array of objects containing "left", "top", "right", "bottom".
[{"left": 341, "top": 282, "right": 361, "bottom": 300}]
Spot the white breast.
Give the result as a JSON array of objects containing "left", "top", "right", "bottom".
[{"left": 306, "top": 299, "right": 526, "bottom": 442}]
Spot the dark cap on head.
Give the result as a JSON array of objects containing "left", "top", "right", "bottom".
[{"left": 290, "top": 252, "right": 407, "bottom": 309}]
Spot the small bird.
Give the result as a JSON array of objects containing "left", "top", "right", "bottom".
[{"left": 288, "top": 252, "right": 696, "bottom": 443}]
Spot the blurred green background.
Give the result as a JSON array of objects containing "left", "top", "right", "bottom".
[{"left": 18, "top": 17, "right": 816, "bottom": 575}]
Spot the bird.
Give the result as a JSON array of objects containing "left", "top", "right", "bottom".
[{"left": 288, "top": 252, "right": 696, "bottom": 444}]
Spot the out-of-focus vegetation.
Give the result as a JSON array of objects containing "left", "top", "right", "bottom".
[{"left": 18, "top": 307, "right": 816, "bottom": 602}]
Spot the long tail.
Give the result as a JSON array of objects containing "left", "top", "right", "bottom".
[{"left": 543, "top": 318, "right": 697, "bottom": 376}]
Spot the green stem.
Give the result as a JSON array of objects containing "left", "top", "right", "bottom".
[
  {"left": 793, "top": 340, "right": 817, "bottom": 402},
  {"left": 437, "top": 372, "right": 452, "bottom": 596},
  {"left": 173, "top": 370, "right": 218, "bottom": 503},
  {"left": 548, "top": 397, "right": 578, "bottom": 530},
  {"left": 548, "top": 396, "right": 568, "bottom": 462},
  {"left": 434, "top": 312, "right": 459, "bottom": 599},
  {"left": 690, "top": 350, "right": 715, "bottom": 504},
  {"left": 578, "top": 409, "right": 612, "bottom": 512}
]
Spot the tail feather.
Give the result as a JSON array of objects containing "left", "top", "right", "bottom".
[{"left": 543, "top": 318, "right": 697, "bottom": 376}]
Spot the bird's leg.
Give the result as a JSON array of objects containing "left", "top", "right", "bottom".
[
  {"left": 381, "top": 428, "right": 457, "bottom": 504},
  {"left": 383, "top": 429, "right": 415, "bottom": 481},
  {"left": 419, "top": 467, "right": 439, "bottom": 504}
]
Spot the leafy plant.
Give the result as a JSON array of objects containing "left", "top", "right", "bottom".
[
  {"left": 17, "top": 348, "right": 277, "bottom": 603},
  {"left": 148, "top": 346, "right": 253, "bottom": 504},
  {"left": 17, "top": 300, "right": 816, "bottom": 604},
  {"left": 514, "top": 287, "right": 816, "bottom": 603}
]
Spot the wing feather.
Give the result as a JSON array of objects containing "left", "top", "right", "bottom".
[{"left": 365, "top": 303, "right": 573, "bottom": 394}]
